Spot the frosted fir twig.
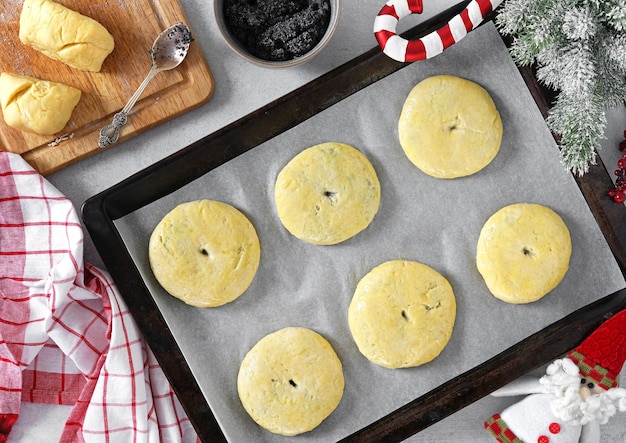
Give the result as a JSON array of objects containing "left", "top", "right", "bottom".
[{"left": 496, "top": 0, "right": 626, "bottom": 175}]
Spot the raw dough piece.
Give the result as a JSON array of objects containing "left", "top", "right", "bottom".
[
  {"left": 237, "top": 327, "right": 344, "bottom": 436},
  {"left": 274, "top": 142, "right": 380, "bottom": 245},
  {"left": 0, "top": 72, "right": 81, "bottom": 135},
  {"left": 348, "top": 260, "right": 456, "bottom": 369},
  {"left": 398, "top": 74, "right": 503, "bottom": 178},
  {"left": 148, "top": 200, "right": 260, "bottom": 307},
  {"left": 20, "top": 0, "right": 115, "bottom": 72},
  {"left": 476, "top": 203, "right": 572, "bottom": 304}
]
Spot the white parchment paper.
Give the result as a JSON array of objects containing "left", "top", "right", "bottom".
[{"left": 115, "top": 23, "right": 626, "bottom": 442}]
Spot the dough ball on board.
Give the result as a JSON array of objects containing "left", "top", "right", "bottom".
[
  {"left": 19, "top": 0, "right": 115, "bottom": 72},
  {"left": 0, "top": 72, "right": 81, "bottom": 135}
]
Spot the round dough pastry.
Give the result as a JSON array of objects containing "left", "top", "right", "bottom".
[
  {"left": 274, "top": 142, "right": 381, "bottom": 245},
  {"left": 148, "top": 200, "right": 260, "bottom": 307},
  {"left": 476, "top": 203, "right": 572, "bottom": 304},
  {"left": 237, "top": 327, "right": 344, "bottom": 436},
  {"left": 398, "top": 75, "right": 503, "bottom": 178},
  {"left": 348, "top": 260, "right": 456, "bottom": 369}
]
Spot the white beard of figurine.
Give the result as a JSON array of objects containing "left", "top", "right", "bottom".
[
  {"left": 491, "top": 358, "right": 626, "bottom": 443},
  {"left": 541, "top": 358, "right": 626, "bottom": 426}
]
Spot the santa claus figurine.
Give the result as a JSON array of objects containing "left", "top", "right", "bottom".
[{"left": 484, "top": 309, "right": 626, "bottom": 443}]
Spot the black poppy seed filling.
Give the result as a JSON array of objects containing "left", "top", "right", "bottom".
[{"left": 223, "top": 0, "right": 331, "bottom": 62}]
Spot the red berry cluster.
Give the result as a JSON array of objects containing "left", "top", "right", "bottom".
[{"left": 608, "top": 129, "right": 626, "bottom": 203}]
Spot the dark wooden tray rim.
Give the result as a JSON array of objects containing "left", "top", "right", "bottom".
[{"left": 82, "top": 3, "right": 626, "bottom": 441}]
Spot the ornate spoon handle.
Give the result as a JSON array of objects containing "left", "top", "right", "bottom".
[{"left": 98, "top": 68, "right": 158, "bottom": 148}]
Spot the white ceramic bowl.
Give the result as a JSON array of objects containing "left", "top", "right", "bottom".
[{"left": 214, "top": 0, "right": 341, "bottom": 68}]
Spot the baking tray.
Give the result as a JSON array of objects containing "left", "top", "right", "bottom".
[{"left": 82, "top": 4, "right": 626, "bottom": 442}]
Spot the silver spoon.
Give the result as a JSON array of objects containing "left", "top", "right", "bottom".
[{"left": 98, "top": 23, "right": 193, "bottom": 148}]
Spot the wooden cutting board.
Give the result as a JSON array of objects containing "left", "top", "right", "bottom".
[{"left": 0, "top": 0, "right": 214, "bottom": 175}]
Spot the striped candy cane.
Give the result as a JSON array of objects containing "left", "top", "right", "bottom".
[{"left": 374, "top": 0, "right": 503, "bottom": 62}]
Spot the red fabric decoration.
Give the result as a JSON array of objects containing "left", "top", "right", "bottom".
[
  {"left": 568, "top": 309, "right": 626, "bottom": 389},
  {"left": 0, "top": 414, "right": 18, "bottom": 443}
]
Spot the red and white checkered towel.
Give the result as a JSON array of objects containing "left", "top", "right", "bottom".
[{"left": 0, "top": 151, "right": 197, "bottom": 442}]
